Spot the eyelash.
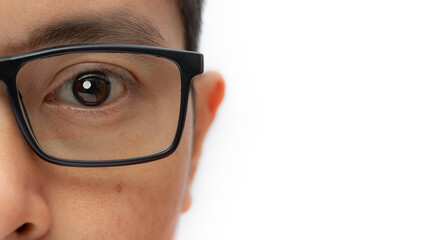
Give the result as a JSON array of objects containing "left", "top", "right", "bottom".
[{"left": 63, "top": 66, "right": 138, "bottom": 92}]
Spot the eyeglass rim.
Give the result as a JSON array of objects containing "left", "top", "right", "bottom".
[{"left": 0, "top": 43, "right": 204, "bottom": 167}]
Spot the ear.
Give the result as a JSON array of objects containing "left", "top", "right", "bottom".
[{"left": 181, "top": 71, "right": 225, "bottom": 213}]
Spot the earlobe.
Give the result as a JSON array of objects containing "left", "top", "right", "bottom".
[
  {"left": 181, "top": 188, "right": 192, "bottom": 213},
  {"left": 181, "top": 71, "right": 225, "bottom": 213}
]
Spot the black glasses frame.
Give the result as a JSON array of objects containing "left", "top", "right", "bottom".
[{"left": 0, "top": 43, "right": 203, "bottom": 167}]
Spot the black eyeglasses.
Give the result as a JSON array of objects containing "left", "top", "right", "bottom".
[{"left": 0, "top": 43, "right": 203, "bottom": 167}]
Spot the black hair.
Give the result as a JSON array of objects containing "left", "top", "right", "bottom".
[{"left": 176, "top": 0, "right": 204, "bottom": 51}]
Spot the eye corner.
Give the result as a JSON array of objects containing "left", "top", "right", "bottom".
[{"left": 43, "top": 92, "right": 55, "bottom": 103}]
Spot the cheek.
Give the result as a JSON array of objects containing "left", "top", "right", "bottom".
[{"left": 38, "top": 110, "right": 194, "bottom": 239}]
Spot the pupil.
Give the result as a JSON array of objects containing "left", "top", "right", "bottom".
[{"left": 72, "top": 71, "right": 111, "bottom": 106}]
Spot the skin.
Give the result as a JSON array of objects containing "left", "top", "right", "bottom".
[{"left": 0, "top": 0, "right": 225, "bottom": 239}]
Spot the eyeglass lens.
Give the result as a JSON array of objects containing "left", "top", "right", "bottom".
[{"left": 16, "top": 52, "right": 181, "bottom": 161}]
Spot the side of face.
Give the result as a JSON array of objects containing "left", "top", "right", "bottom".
[{"left": 0, "top": 0, "right": 224, "bottom": 239}]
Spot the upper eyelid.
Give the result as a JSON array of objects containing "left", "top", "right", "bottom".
[{"left": 45, "top": 62, "right": 141, "bottom": 96}]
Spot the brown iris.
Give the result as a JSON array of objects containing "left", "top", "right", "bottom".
[{"left": 72, "top": 71, "right": 111, "bottom": 106}]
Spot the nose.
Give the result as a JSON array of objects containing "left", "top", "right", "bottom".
[{"left": 0, "top": 84, "right": 51, "bottom": 239}]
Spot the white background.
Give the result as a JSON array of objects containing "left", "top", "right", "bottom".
[{"left": 176, "top": 0, "right": 427, "bottom": 239}]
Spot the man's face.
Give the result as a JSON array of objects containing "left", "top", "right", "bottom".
[{"left": 0, "top": 0, "right": 224, "bottom": 239}]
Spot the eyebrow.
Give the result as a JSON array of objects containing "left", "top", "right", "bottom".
[{"left": 14, "top": 10, "right": 167, "bottom": 53}]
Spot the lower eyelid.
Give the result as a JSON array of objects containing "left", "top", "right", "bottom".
[
  {"left": 42, "top": 92, "right": 135, "bottom": 128},
  {"left": 53, "top": 85, "right": 131, "bottom": 110}
]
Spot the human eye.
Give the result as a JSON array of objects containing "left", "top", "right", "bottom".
[{"left": 44, "top": 63, "right": 136, "bottom": 109}]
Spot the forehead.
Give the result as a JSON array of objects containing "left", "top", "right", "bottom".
[{"left": 0, "top": 0, "right": 185, "bottom": 55}]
